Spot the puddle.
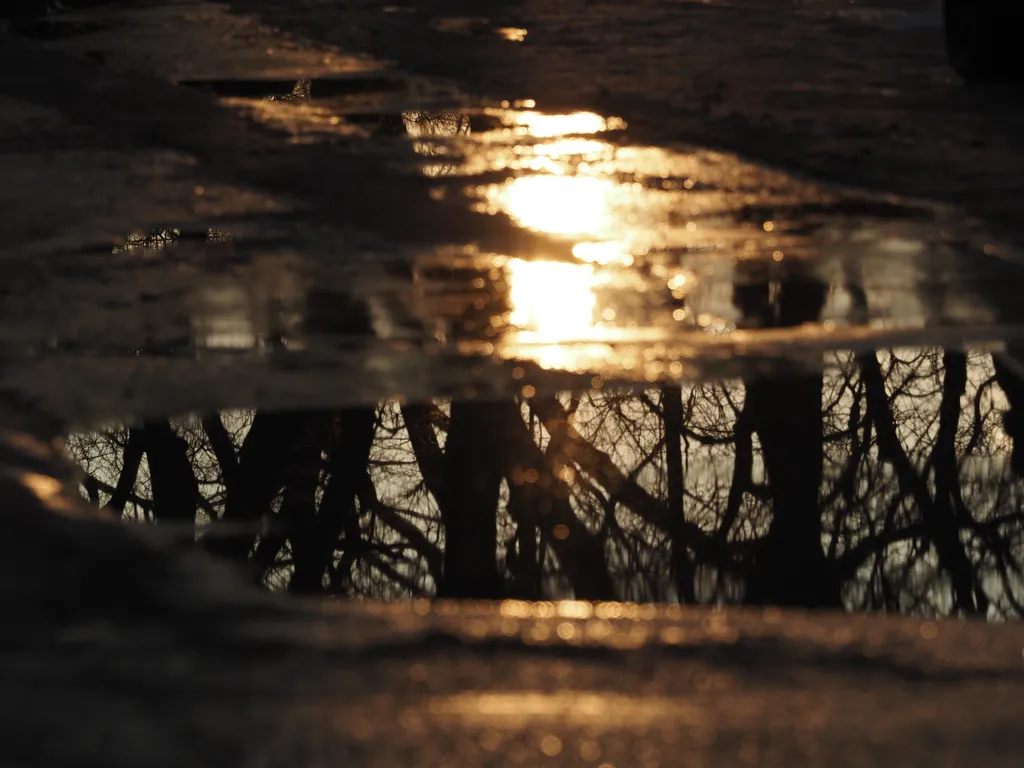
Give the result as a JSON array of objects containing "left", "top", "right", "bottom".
[
  {"left": 170, "top": 88, "right": 1024, "bottom": 380},
  {"left": 7, "top": 5, "right": 1024, "bottom": 767},
  {"left": 64, "top": 345, "right": 1024, "bottom": 615},
  {"left": 7, "top": 3, "right": 1024, "bottom": 766},
  {"left": 7, "top": 74, "right": 1024, "bottom": 422},
  {"left": 5, "top": 0, "right": 1024, "bottom": 624}
]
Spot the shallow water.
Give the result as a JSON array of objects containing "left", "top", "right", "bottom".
[
  {"left": 5, "top": 2, "right": 1024, "bottom": 766},
  {"left": 64, "top": 349, "right": 1024, "bottom": 617},
  {"left": 1, "top": 1, "right": 1023, "bottom": 613}
]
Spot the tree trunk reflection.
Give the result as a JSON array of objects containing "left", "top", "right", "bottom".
[{"left": 67, "top": 341, "right": 1024, "bottom": 616}]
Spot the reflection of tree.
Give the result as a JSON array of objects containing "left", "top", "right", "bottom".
[
  {"left": 401, "top": 110, "right": 471, "bottom": 177},
  {"left": 831, "top": 348, "right": 1021, "bottom": 617},
  {"left": 734, "top": 260, "right": 839, "bottom": 607},
  {"left": 267, "top": 80, "right": 312, "bottom": 103},
  {"left": 68, "top": 341, "right": 1024, "bottom": 616},
  {"left": 70, "top": 226, "right": 1024, "bottom": 617}
]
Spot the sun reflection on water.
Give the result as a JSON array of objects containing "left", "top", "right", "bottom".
[
  {"left": 507, "top": 259, "right": 597, "bottom": 343},
  {"left": 497, "top": 176, "right": 614, "bottom": 238},
  {"left": 490, "top": 110, "right": 623, "bottom": 138},
  {"left": 499, "top": 256, "right": 685, "bottom": 373},
  {"left": 405, "top": 106, "right": 958, "bottom": 377},
  {"left": 533, "top": 138, "right": 609, "bottom": 158},
  {"left": 495, "top": 27, "right": 528, "bottom": 42},
  {"left": 571, "top": 241, "right": 633, "bottom": 266}
]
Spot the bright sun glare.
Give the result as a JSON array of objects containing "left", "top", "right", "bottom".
[
  {"left": 499, "top": 175, "right": 614, "bottom": 238},
  {"left": 496, "top": 110, "right": 617, "bottom": 138},
  {"left": 507, "top": 259, "right": 597, "bottom": 343}
]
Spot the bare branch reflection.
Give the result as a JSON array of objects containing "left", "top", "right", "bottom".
[
  {"left": 67, "top": 342, "right": 1024, "bottom": 616},
  {"left": 70, "top": 105, "right": 1024, "bottom": 617}
]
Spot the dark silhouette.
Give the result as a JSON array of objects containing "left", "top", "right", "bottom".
[
  {"left": 733, "top": 260, "right": 840, "bottom": 608},
  {"left": 943, "top": 0, "right": 1024, "bottom": 82},
  {"left": 68, "top": 336, "right": 1024, "bottom": 616}
]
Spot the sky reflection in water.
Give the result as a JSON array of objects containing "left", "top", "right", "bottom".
[
  {"left": 163, "top": 79, "right": 1020, "bottom": 385},
  {"left": 66, "top": 345, "right": 1024, "bottom": 618}
]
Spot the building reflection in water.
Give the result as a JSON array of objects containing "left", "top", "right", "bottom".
[{"left": 67, "top": 342, "right": 1024, "bottom": 618}]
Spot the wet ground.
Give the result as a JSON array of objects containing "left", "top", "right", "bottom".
[{"left": 3, "top": 0, "right": 1024, "bottom": 765}]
